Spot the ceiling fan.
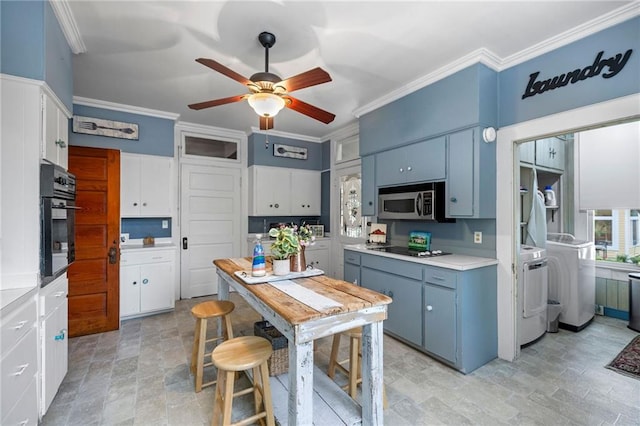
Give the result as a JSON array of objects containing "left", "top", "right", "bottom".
[{"left": 188, "top": 32, "right": 335, "bottom": 130}]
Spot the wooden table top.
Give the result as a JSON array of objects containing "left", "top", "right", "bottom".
[{"left": 214, "top": 257, "right": 392, "bottom": 326}]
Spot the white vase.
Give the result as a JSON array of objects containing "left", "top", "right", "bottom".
[{"left": 272, "top": 259, "right": 290, "bottom": 276}]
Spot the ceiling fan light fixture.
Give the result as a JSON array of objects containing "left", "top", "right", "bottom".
[{"left": 248, "top": 92, "right": 285, "bottom": 117}]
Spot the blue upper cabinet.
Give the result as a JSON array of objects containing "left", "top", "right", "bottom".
[
  {"left": 359, "top": 63, "right": 498, "bottom": 156},
  {"left": 446, "top": 127, "right": 496, "bottom": 218},
  {"left": 375, "top": 136, "right": 446, "bottom": 187}
]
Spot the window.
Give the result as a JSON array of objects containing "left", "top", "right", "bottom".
[
  {"left": 630, "top": 209, "right": 639, "bottom": 247},
  {"left": 182, "top": 134, "right": 238, "bottom": 160},
  {"left": 339, "top": 173, "right": 365, "bottom": 238},
  {"left": 594, "top": 209, "right": 618, "bottom": 251},
  {"left": 594, "top": 209, "right": 640, "bottom": 263}
]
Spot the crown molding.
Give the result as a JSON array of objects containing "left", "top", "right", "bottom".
[
  {"left": 499, "top": 2, "right": 640, "bottom": 69},
  {"left": 49, "top": 0, "right": 87, "bottom": 54},
  {"left": 353, "top": 48, "right": 501, "bottom": 118},
  {"left": 353, "top": 3, "right": 639, "bottom": 118},
  {"left": 322, "top": 121, "right": 359, "bottom": 141},
  {"left": 73, "top": 96, "right": 180, "bottom": 120},
  {"left": 249, "top": 127, "right": 323, "bottom": 143}
]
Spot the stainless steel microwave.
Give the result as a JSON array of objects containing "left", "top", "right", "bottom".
[{"left": 378, "top": 182, "right": 453, "bottom": 222}]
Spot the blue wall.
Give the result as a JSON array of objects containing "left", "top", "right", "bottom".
[
  {"left": 70, "top": 104, "right": 175, "bottom": 157},
  {"left": 248, "top": 133, "right": 323, "bottom": 170},
  {"left": 122, "top": 218, "right": 172, "bottom": 239},
  {"left": 0, "top": 1, "right": 73, "bottom": 110},
  {"left": 499, "top": 16, "right": 640, "bottom": 127}
]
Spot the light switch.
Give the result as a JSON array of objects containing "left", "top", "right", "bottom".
[{"left": 162, "top": 220, "right": 169, "bottom": 229}]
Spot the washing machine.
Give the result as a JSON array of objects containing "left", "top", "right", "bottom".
[
  {"left": 519, "top": 245, "right": 548, "bottom": 346},
  {"left": 546, "top": 233, "right": 595, "bottom": 331}
]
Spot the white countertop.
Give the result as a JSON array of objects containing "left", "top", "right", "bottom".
[
  {"left": 121, "top": 242, "right": 177, "bottom": 252},
  {"left": 345, "top": 244, "right": 498, "bottom": 271}
]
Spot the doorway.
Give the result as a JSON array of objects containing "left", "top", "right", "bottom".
[
  {"left": 67, "top": 146, "right": 121, "bottom": 337},
  {"left": 496, "top": 94, "right": 640, "bottom": 361}
]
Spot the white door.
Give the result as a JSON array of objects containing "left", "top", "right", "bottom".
[{"left": 180, "top": 164, "right": 241, "bottom": 298}]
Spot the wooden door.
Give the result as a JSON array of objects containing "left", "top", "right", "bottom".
[{"left": 67, "top": 147, "right": 120, "bottom": 337}]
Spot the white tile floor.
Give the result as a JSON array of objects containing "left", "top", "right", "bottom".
[{"left": 42, "top": 294, "right": 640, "bottom": 425}]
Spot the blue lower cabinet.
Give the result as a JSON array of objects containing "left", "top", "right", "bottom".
[
  {"left": 424, "top": 283, "right": 457, "bottom": 363},
  {"left": 343, "top": 262, "right": 360, "bottom": 285},
  {"left": 361, "top": 267, "right": 423, "bottom": 347},
  {"left": 345, "top": 249, "right": 497, "bottom": 373}
]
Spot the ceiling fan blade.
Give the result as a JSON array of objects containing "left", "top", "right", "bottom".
[
  {"left": 188, "top": 95, "right": 247, "bottom": 110},
  {"left": 283, "top": 96, "right": 335, "bottom": 124},
  {"left": 195, "top": 58, "right": 252, "bottom": 86},
  {"left": 275, "top": 68, "right": 332, "bottom": 93},
  {"left": 259, "top": 116, "right": 274, "bottom": 130}
]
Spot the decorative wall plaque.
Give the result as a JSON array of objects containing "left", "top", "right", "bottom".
[
  {"left": 273, "top": 143, "right": 307, "bottom": 160},
  {"left": 73, "top": 115, "right": 139, "bottom": 140}
]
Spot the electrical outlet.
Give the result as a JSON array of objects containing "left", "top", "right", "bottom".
[
  {"left": 120, "top": 233, "right": 129, "bottom": 244},
  {"left": 162, "top": 220, "right": 168, "bottom": 229},
  {"left": 474, "top": 231, "right": 482, "bottom": 244},
  {"left": 595, "top": 304, "right": 604, "bottom": 315}
]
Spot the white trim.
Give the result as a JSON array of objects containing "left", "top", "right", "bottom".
[
  {"left": 73, "top": 96, "right": 180, "bottom": 120},
  {"left": 497, "top": 93, "right": 640, "bottom": 362},
  {"left": 48, "top": 0, "right": 87, "bottom": 54},
  {"left": 1, "top": 73, "right": 45, "bottom": 87},
  {"left": 0, "top": 74, "right": 71, "bottom": 117},
  {"left": 322, "top": 122, "right": 359, "bottom": 142},
  {"left": 176, "top": 121, "right": 246, "bottom": 140},
  {"left": 249, "top": 126, "right": 323, "bottom": 143},
  {"left": 353, "top": 3, "right": 639, "bottom": 119}
]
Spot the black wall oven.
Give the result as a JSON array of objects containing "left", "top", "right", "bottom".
[{"left": 40, "top": 162, "right": 77, "bottom": 286}]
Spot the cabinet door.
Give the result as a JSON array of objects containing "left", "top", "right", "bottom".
[
  {"left": 404, "top": 137, "right": 446, "bottom": 184},
  {"left": 140, "top": 156, "right": 172, "bottom": 216},
  {"left": 140, "top": 262, "right": 173, "bottom": 313},
  {"left": 361, "top": 155, "right": 376, "bottom": 216},
  {"left": 41, "top": 299, "right": 67, "bottom": 414},
  {"left": 306, "top": 247, "right": 329, "bottom": 272},
  {"left": 43, "top": 94, "right": 59, "bottom": 165},
  {"left": 535, "top": 137, "right": 565, "bottom": 171},
  {"left": 121, "top": 155, "right": 142, "bottom": 217},
  {"left": 120, "top": 265, "right": 141, "bottom": 317},
  {"left": 361, "top": 267, "right": 422, "bottom": 346},
  {"left": 57, "top": 110, "right": 69, "bottom": 169},
  {"left": 252, "top": 167, "right": 291, "bottom": 215},
  {"left": 291, "top": 170, "right": 321, "bottom": 215},
  {"left": 519, "top": 141, "right": 535, "bottom": 164},
  {"left": 447, "top": 129, "right": 475, "bottom": 217},
  {"left": 424, "top": 283, "right": 456, "bottom": 363},
  {"left": 375, "top": 148, "right": 407, "bottom": 187},
  {"left": 343, "top": 262, "right": 360, "bottom": 285}
]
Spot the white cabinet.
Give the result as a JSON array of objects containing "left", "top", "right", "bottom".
[
  {"left": 120, "top": 248, "right": 176, "bottom": 319},
  {"left": 121, "top": 154, "right": 172, "bottom": 217},
  {"left": 42, "top": 92, "right": 70, "bottom": 169},
  {"left": 1, "top": 293, "right": 38, "bottom": 425},
  {"left": 305, "top": 240, "right": 331, "bottom": 273},
  {"left": 39, "top": 275, "right": 68, "bottom": 415},
  {"left": 248, "top": 166, "right": 321, "bottom": 216}
]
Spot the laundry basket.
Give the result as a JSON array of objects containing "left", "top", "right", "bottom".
[{"left": 254, "top": 321, "right": 288, "bottom": 376}]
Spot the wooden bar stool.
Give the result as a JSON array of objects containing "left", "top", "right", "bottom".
[
  {"left": 327, "top": 327, "right": 388, "bottom": 408},
  {"left": 210, "top": 336, "right": 275, "bottom": 426},
  {"left": 191, "top": 300, "right": 235, "bottom": 392}
]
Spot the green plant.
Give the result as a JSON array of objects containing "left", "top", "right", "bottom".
[
  {"left": 616, "top": 254, "right": 629, "bottom": 263},
  {"left": 268, "top": 225, "right": 300, "bottom": 260},
  {"left": 631, "top": 255, "right": 640, "bottom": 265},
  {"left": 297, "top": 223, "right": 316, "bottom": 247}
]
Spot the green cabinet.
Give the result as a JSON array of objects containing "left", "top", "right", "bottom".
[
  {"left": 446, "top": 127, "right": 496, "bottom": 218},
  {"left": 375, "top": 137, "right": 446, "bottom": 187}
]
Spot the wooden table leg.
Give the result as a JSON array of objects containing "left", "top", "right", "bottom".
[
  {"left": 288, "top": 340, "right": 314, "bottom": 425},
  {"left": 361, "top": 321, "right": 384, "bottom": 425}
]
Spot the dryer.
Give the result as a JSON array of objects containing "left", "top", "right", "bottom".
[
  {"left": 519, "top": 245, "right": 548, "bottom": 346},
  {"left": 546, "top": 233, "right": 595, "bottom": 331}
]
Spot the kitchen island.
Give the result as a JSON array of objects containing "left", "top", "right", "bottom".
[{"left": 214, "top": 257, "right": 392, "bottom": 425}]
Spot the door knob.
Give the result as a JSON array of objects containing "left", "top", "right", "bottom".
[{"left": 108, "top": 245, "right": 117, "bottom": 264}]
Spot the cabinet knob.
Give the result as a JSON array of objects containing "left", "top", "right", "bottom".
[
  {"left": 133, "top": 202, "right": 138, "bottom": 206},
  {"left": 368, "top": 201, "right": 373, "bottom": 206},
  {"left": 12, "top": 364, "right": 29, "bottom": 376},
  {"left": 13, "top": 320, "right": 27, "bottom": 330},
  {"left": 426, "top": 305, "right": 433, "bottom": 311},
  {"left": 142, "top": 202, "right": 147, "bottom": 206},
  {"left": 399, "top": 168, "right": 404, "bottom": 173},
  {"left": 407, "top": 166, "right": 412, "bottom": 171},
  {"left": 142, "top": 278, "right": 149, "bottom": 285},
  {"left": 133, "top": 281, "right": 137, "bottom": 285},
  {"left": 274, "top": 203, "right": 279, "bottom": 208},
  {"left": 55, "top": 139, "right": 67, "bottom": 148},
  {"left": 450, "top": 197, "right": 457, "bottom": 203}
]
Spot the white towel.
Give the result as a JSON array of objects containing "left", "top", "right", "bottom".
[{"left": 526, "top": 168, "right": 547, "bottom": 248}]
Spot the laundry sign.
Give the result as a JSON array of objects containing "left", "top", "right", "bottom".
[{"left": 521, "top": 48, "right": 633, "bottom": 100}]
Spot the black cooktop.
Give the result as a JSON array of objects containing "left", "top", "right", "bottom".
[{"left": 368, "top": 246, "right": 451, "bottom": 257}]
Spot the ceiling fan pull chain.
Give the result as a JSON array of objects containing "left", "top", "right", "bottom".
[{"left": 265, "top": 131, "right": 269, "bottom": 149}]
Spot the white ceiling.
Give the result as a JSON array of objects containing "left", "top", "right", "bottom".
[{"left": 66, "top": 1, "right": 635, "bottom": 140}]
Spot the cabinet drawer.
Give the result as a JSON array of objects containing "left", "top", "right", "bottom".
[
  {"left": 424, "top": 266, "right": 457, "bottom": 289},
  {"left": 40, "top": 276, "right": 68, "bottom": 317},
  {"left": 344, "top": 251, "right": 360, "bottom": 266},
  {"left": 1, "top": 328, "right": 37, "bottom": 418},
  {"left": 362, "top": 255, "right": 422, "bottom": 281},
  {"left": 1, "top": 298, "right": 36, "bottom": 352},
  {"left": 308, "top": 240, "right": 330, "bottom": 251},
  {"left": 2, "top": 377, "right": 37, "bottom": 426},
  {"left": 121, "top": 249, "right": 175, "bottom": 265}
]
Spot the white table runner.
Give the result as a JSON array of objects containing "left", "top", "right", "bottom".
[{"left": 269, "top": 279, "right": 343, "bottom": 311}]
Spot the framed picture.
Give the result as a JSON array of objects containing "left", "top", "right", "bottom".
[
  {"left": 273, "top": 143, "right": 307, "bottom": 160},
  {"left": 72, "top": 115, "right": 139, "bottom": 140},
  {"left": 309, "top": 224, "right": 324, "bottom": 238}
]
